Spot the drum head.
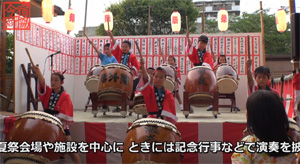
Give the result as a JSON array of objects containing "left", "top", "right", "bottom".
[
  {"left": 128, "top": 118, "right": 180, "bottom": 136},
  {"left": 164, "top": 78, "right": 175, "bottom": 92},
  {"left": 217, "top": 78, "right": 238, "bottom": 94},
  {"left": 133, "top": 104, "right": 148, "bottom": 115},
  {"left": 85, "top": 78, "right": 99, "bottom": 93},
  {"left": 189, "top": 93, "right": 213, "bottom": 107}
]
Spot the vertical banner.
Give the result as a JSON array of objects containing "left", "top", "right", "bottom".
[
  {"left": 75, "top": 57, "right": 80, "bottom": 74},
  {"left": 253, "top": 37, "right": 259, "bottom": 55},
  {"left": 240, "top": 56, "right": 245, "bottom": 74},
  {"left": 167, "top": 38, "right": 172, "bottom": 55},
  {"left": 87, "top": 57, "right": 92, "bottom": 72},
  {"left": 93, "top": 57, "right": 99, "bottom": 66},
  {"left": 32, "top": 24, "right": 36, "bottom": 45},
  {"left": 226, "top": 56, "right": 232, "bottom": 65},
  {"left": 142, "top": 38, "right": 146, "bottom": 55},
  {"left": 36, "top": 26, "right": 40, "bottom": 46},
  {"left": 154, "top": 38, "right": 159, "bottom": 55},
  {"left": 81, "top": 57, "right": 86, "bottom": 74},
  {"left": 233, "top": 56, "right": 238, "bottom": 71},
  {"left": 129, "top": 39, "right": 134, "bottom": 54},
  {"left": 148, "top": 38, "right": 153, "bottom": 56},
  {"left": 56, "top": 33, "right": 60, "bottom": 52},
  {"left": 53, "top": 31, "right": 57, "bottom": 51},
  {"left": 180, "top": 57, "right": 185, "bottom": 74},
  {"left": 99, "top": 39, "right": 104, "bottom": 54},
  {"left": 161, "top": 38, "right": 166, "bottom": 55},
  {"left": 180, "top": 37, "right": 185, "bottom": 55},
  {"left": 147, "top": 57, "right": 152, "bottom": 68},
  {"left": 93, "top": 39, "right": 98, "bottom": 56},
  {"left": 134, "top": 38, "right": 140, "bottom": 56},
  {"left": 233, "top": 37, "right": 238, "bottom": 55},
  {"left": 219, "top": 37, "right": 225, "bottom": 55},
  {"left": 76, "top": 39, "right": 80, "bottom": 56},
  {"left": 174, "top": 38, "right": 179, "bottom": 55},
  {"left": 240, "top": 37, "right": 245, "bottom": 55},
  {"left": 87, "top": 40, "right": 92, "bottom": 56},
  {"left": 42, "top": 28, "right": 46, "bottom": 48},
  {"left": 46, "top": 30, "right": 49, "bottom": 49},
  {"left": 49, "top": 31, "right": 53, "bottom": 50},
  {"left": 213, "top": 37, "right": 218, "bottom": 55},
  {"left": 154, "top": 57, "right": 159, "bottom": 68},
  {"left": 254, "top": 56, "right": 260, "bottom": 70},
  {"left": 82, "top": 39, "right": 86, "bottom": 56},
  {"left": 226, "top": 37, "right": 231, "bottom": 55}
]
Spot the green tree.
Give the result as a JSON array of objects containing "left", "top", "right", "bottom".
[
  {"left": 6, "top": 32, "right": 14, "bottom": 73},
  {"left": 205, "top": 9, "right": 291, "bottom": 55},
  {"left": 96, "top": 0, "right": 199, "bottom": 36}
]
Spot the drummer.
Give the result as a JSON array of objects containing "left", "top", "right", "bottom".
[
  {"left": 137, "top": 58, "right": 178, "bottom": 124},
  {"left": 246, "top": 59, "right": 278, "bottom": 95},
  {"left": 108, "top": 31, "right": 140, "bottom": 74},
  {"left": 87, "top": 40, "right": 118, "bottom": 66},
  {"left": 31, "top": 65, "right": 81, "bottom": 164},
  {"left": 167, "top": 56, "right": 183, "bottom": 111},
  {"left": 185, "top": 32, "right": 214, "bottom": 69}
]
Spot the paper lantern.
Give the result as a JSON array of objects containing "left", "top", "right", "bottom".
[
  {"left": 171, "top": 11, "right": 181, "bottom": 33},
  {"left": 275, "top": 9, "right": 287, "bottom": 33},
  {"left": 42, "top": 0, "right": 54, "bottom": 23},
  {"left": 104, "top": 11, "right": 113, "bottom": 31},
  {"left": 65, "top": 8, "right": 75, "bottom": 32},
  {"left": 19, "top": 0, "right": 30, "bottom": 2},
  {"left": 217, "top": 9, "right": 228, "bottom": 32}
]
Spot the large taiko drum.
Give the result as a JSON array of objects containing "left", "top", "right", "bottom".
[
  {"left": 215, "top": 63, "right": 238, "bottom": 94},
  {"left": 160, "top": 64, "right": 177, "bottom": 92},
  {"left": 98, "top": 63, "right": 133, "bottom": 100},
  {"left": 185, "top": 66, "right": 218, "bottom": 107},
  {"left": 132, "top": 92, "right": 148, "bottom": 116},
  {"left": 4, "top": 111, "right": 65, "bottom": 163},
  {"left": 85, "top": 65, "right": 104, "bottom": 93},
  {"left": 122, "top": 118, "right": 181, "bottom": 164}
]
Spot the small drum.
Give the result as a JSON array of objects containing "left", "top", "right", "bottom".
[
  {"left": 4, "top": 111, "right": 65, "bottom": 163},
  {"left": 133, "top": 93, "right": 148, "bottom": 116},
  {"left": 123, "top": 118, "right": 181, "bottom": 164},
  {"left": 85, "top": 65, "right": 104, "bottom": 93},
  {"left": 215, "top": 63, "right": 238, "bottom": 94},
  {"left": 98, "top": 63, "right": 133, "bottom": 100},
  {"left": 185, "top": 66, "right": 218, "bottom": 107},
  {"left": 160, "top": 64, "right": 177, "bottom": 92}
]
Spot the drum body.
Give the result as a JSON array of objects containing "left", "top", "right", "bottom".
[
  {"left": 85, "top": 65, "right": 104, "bottom": 93},
  {"left": 160, "top": 64, "right": 176, "bottom": 92},
  {"left": 98, "top": 63, "right": 133, "bottom": 100},
  {"left": 215, "top": 63, "right": 238, "bottom": 94},
  {"left": 185, "top": 66, "right": 217, "bottom": 107},
  {"left": 123, "top": 118, "right": 181, "bottom": 164},
  {"left": 133, "top": 93, "right": 147, "bottom": 115},
  {"left": 4, "top": 111, "right": 65, "bottom": 163}
]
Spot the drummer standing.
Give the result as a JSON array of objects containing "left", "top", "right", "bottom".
[
  {"left": 107, "top": 31, "right": 140, "bottom": 74},
  {"left": 185, "top": 32, "right": 214, "bottom": 69},
  {"left": 137, "top": 58, "right": 178, "bottom": 124},
  {"left": 88, "top": 40, "right": 118, "bottom": 66},
  {"left": 246, "top": 59, "right": 278, "bottom": 95},
  {"left": 31, "top": 65, "right": 81, "bottom": 164}
]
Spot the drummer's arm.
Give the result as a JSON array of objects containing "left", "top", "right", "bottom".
[
  {"left": 88, "top": 40, "right": 100, "bottom": 55},
  {"left": 186, "top": 30, "right": 192, "bottom": 48},
  {"left": 140, "top": 58, "right": 148, "bottom": 82},
  {"left": 246, "top": 60, "right": 254, "bottom": 88},
  {"left": 107, "top": 31, "right": 116, "bottom": 45},
  {"left": 31, "top": 65, "right": 45, "bottom": 88}
]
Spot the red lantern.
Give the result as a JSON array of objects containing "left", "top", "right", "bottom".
[
  {"left": 42, "top": 0, "right": 54, "bottom": 23},
  {"left": 65, "top": 8, "right": 75, "bottom": 32},
  {"left": 217, "top": 9, "right": 228, "bottom": 32},
  {"left": 171, "top": 11, "right": 181, "bottom": 33},
  {"left": 104, "top": 11, "right": 113, "bottom": 31}
]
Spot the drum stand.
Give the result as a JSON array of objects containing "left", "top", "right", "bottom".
[
  {"left": 90, "top": 92, "right": 134, "bottom": 118},
  {"left": 218, "top": 93, "right": 240, "bottom": 113},
  {"left": 183, "top": 91, "right": 219, "bottom": 118}
]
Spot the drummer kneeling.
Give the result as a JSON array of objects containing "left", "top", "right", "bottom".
[{"left": 137, "top": 59, "right": 178, "bottom": 124}]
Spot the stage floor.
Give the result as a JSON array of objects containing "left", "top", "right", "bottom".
[{"left": 74, "top": 107, "right": 246, "bottom": 123}]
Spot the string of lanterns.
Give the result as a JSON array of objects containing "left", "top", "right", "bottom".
[{"left": 19, "top": 0, "right": 287, "bottom": 34}]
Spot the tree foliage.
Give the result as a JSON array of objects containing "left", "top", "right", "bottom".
[
  {"left": 6, "top": 32, "right": 14, "bottom": 73},
  {"left": 205, "top": 9, "right": 291, "bottom": 55},
  {"left": 96, "top": 0, "right": 199, "bottom": 36}
]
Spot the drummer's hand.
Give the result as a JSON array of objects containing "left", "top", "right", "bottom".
[
  {"left": 107, "top": 31, "right": 113, "bottom": 38},
  {"left": 140, "top": 58, "right": 145, "bottom": 65},
  {"left": 246, "top": 60, "right": 252, "bottom": 68},
  {"left": 31, "top": 64, "right": 40, "bottom": 74},
  {"left": 186, "top": 30, "right": 189, "bottom": 39}
]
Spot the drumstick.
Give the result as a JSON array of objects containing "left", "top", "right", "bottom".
[
  {"left": 247, "top": 35, "right": 251, "bottom": 60},
  {"left": 25, "top": 48, "right": 35, "bottom": 66},
  {"left": 83, "top": 31, "right": 91, "bottom": 42},
  {"left": 186, "top": 16, "right": 189, "bottom": 32},
  {"left": 135, "top": 40, "right": 143, "bottom": 60}
]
